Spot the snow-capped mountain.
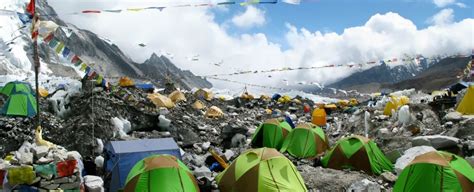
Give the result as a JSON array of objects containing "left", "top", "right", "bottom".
[{"left": 0, "top": 0, "right": 211, "bottom": 89}]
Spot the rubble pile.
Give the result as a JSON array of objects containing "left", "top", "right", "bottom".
[
  {"left": 0, "top": 79, "right": 472, "bottom": 191},
  {"left": 0, "top": 142, "right": 87, "bottom": 191}
]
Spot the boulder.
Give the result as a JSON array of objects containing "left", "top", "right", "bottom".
[
  {"left": 444, "top": 111, "right": 463, "bottom": 122},
  {"left": 230, "top": 134, "right": 246, "bottom": 148},
  {"left": 395, "top": 146, "right": 436, "bottom": 173},
  {"left": 412, "top": 135, "right": 459, "bottom": 150},
  {"left": 84, "top": 175, "right": 104, "bottom": 192},
  {"left": 193, "top": 166, "right": 212, "bottom": 179},
  {"left": 380, "top": 172, "right": 397, "bottom": 183},
  {"left": 347, "top": 179, "right": 381, "bottom": 192},
  {"left": 33, "top": 145, "right": 49, "bottom": 159}
]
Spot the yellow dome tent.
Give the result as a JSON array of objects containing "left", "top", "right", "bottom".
[
  {"left": 194, "top": 88, "right": 214, "bottom": 101},
  {"left": 349, "top": 98, "right": 359, "bottom": 106},
  {"left": 384, "top": 96, "right": 410, "bottom": 116},
  {"left": 147, "top": 93, "right": 175, "bottom": 109},
  {"left": 457, "top": 85, "right": 474, "bottom": 115},
  {"left": 277, "top": 95, "right": 292, "bottom": 103},
  {"left": 38, "top": 88, "right": 49, "bottom": 97},
  {"left": 192, "top": 100, "right": 206, "bottom": 110},
  {"left": 312, "top": 108, "right": 327, "bottom": 126},
  {"left": 206, "top": 106, "right": 224, "bottom": 118},
  {"left": 241, "top": 92, "right": 255, "bottom": 100},
  {"left": 259, "top": 95, "right": 270, "bottom": 101},
  {"left": 337, "top": 100, "right": 350, "bottom": 107},
  {"left": 118, "top": 77, "right": 135, "bottom": 87},
  {"left": 169, "top": 90, "right": 186, "bottom": 103}
]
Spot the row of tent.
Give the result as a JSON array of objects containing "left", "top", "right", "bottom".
[
  {"left": 251, "top": 120, "right": 393, "bottom": 175},
  {"left": 120, "top": 147, "right": 473, "bottom": 192}
]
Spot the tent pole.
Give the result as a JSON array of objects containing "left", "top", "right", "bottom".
[{"left": 33, "top": 25, "right": 41, "bottom": 127}]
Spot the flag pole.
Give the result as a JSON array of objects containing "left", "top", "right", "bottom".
[{"left": 33, "top": 14, "right": 41, "bottom": 127}]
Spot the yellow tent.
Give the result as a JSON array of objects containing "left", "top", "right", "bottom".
[
  {"left": 241, "top": 92, "right": 255, "bottom": 100},
  {"left": 383, "top": 96, "right": 409, "bottom": 116},
  {"left": 337, "top": 100, "right": 350, "bottom": 106},
  {"left": 169, "top": 90, "right": 186, "bottom": 103},
  {"left": 119, "top": 77, "right": 135, "bottom": 87},
  {"left": 260, "top": 95, "right": 270, "bottom": 101},
  {"left": 192, "top": 100, "right": 206, "bottom": 110},
  {"left": 147, "top": 93, "right": 175, "bottom": 109},
  {"left": 277, "top": 95, "right": 292, "bottom": 103},
  {"left": 206, "top": 106, "right": 224, "bottom": 118},
  {"left": 292, "top": 99, "right": 302, "bottom": 105},
  {"left": 194, "top": 89, "right": 214, "bottom": 101},
  {"left": 349, "top": 98, "right": 359, "bottom": 106},
  {"left": 456, "top": 85, "right": 474, "bottom": 115},
  {"left": 324, "top": 104, "right": 337, "bottom": 110},
  {"left": 311, "top": 108, "right": 327, "bottom": 126},
  {"left": 38, "top": 88, "right": 49, "bottom": 97}
]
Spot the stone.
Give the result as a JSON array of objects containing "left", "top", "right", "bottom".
[
  {"left": 378, "top": 128, "right": 390, "bottom": 135},
  {"left": 380, "top": 172, "right": 397, "bottom": 183},
  {"left": 347, "top": 179, "right": 381, "bottom": 192},
  {"left": 201, "top": 142, "right": 211, "bottom": 151},
  {"left": 67, "top": 151, "right": 82, "bottom": 161},
  {"left": 158, "top": 115, "right": 171, "bottom": 130},
  {"left": 444, "top": 121, "right": 454, "bottom": 128},
  {"left": 84, "top": 175, "right": 104, "bottom": 192},
  {"left": 33, "top": 145, "right": 49, "bottom": 159},
  {"left": 224, "top": 150, "right": 235, "bottom": 161},
  {"left": 53, "top": 176, "right": 69, "bottom": 184},
  {"left": 230, "top": 134, "right": 246, "bottom": 148},
  {"left": 193, "top": 166, "right": 212, "bottom": 179},
  {"left": 60, "top": 180, "right": 81, "bottom": 190},
  {"left": 37, "top": 157, "right": 53, "bottom": 164},
  {"left": 412, "top": 135, "right": 460, "bottom": 150},
  {"left": 444, "top": 111, "right": 463, "bottom": 122},
  {"left": 43, "top": 184, "right": 60, "bottom": 190},
  {"left": 395, "top": 146, "right": 436, "bottom": 173}
]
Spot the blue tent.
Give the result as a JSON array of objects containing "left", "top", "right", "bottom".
[
  {"left": 105, "top": 138, "right": 181, "bottom": 192},
  {"left": 135, "top": 84, "right": 154, "bottom": 91}
]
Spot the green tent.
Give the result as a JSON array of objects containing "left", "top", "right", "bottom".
[
  {"left": 124, "top": 155, "right": 199, "bottom": 192},
  {"left": 251, "top": 119, "right": 292, "bottom": 150},
  {"left": 280, "top": 123, "right": 329, "bottom": 159},
  {"left": 394, "top": 151, "right": 474, "bottom": 192},
  {"left": 216, "top": 148, "right": 307, "bottom": 192},
  {"left": 1, "top": 92, "right": 37, "bottom": 117},
  {"left": 0, "top": 81, "right": 34, "bottom": 96},
  {"left": 321, "top": 135, "right": 393, "bottom": 175}
]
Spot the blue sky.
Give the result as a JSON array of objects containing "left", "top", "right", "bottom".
[{"left": 213, "top": 0, "right": 473, "bottom": 48}]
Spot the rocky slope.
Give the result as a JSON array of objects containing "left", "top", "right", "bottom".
[
  {"left": 327, "top": 58, "right": 436, "bottom": 92},
  {"left": 386, "top": 57, "right": 471, "bottom": 92},
  {"left": 1, "top": 0, "right": 212, "bottom": 89}
]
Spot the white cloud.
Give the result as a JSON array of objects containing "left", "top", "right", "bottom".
[
  {"left": 432, "top": 0, "right": 466, "bottom": 8},
  {"left": 428, "top": 8, "right": 454, "bottom": 25},
  {"left": 433, "top": 0, "right": 456, "bottom": 7},
  {"left": 231, "top": 6, "right": 266, "bottom": 28},
  {"left": 48, "top": 1, "right": 473, "bottom": 91}
]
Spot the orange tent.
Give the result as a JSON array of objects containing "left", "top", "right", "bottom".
[
  {"left": 312, "top": 108, "right": 327, "bottom": 126},
  {"left": 119, "top": 77, "right": 135, "bottom": 87}
]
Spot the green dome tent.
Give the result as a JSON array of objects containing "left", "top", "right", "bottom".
[
  {"left": 1, "top": 92, "right": 37, "bottom": 117},
  {"left": 124, "top": 155, "right": 199, "bottom": 192},
  {"left": 251, "top": 119, "right": 292, "bottom": 150},
  {"left": 0, "top": 81, "right": 34, "bottom": 96},
  {"left": 216, "top": 148, "right": 307, "bottom": 192},
  {"left": 280, "top": 123, "right": 329, "bottom": 159},
  {"left": 394, "top": 151, "right": 474, "bottom": 192},
  {"left": 321, "top": 135, "right": 393, "bottom": 175}
]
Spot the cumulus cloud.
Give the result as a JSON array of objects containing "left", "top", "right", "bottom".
[
  {"left": 48, "top": 1, "right": 473, "bottom": 91},
  {"left": 428, "top": 8, "right": 455, "bottom": 25},
  {"left": 231, "top": 6, "right": 266, "bottom": 28}
]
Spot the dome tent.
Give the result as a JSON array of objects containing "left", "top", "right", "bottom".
[
  {"left": 393, "top": 151, "right": 474, "bottom": 192},
  {"left": 321, "top": 135, "right": 393, "bottom": 175},
  {"left": 124, "top": 155, "right": 199, "bottom": 192},
  {"left": 280, "top": 123, "right": 329, "bottom": 159},
  {"left": 216, "top": 148, "right": 307, "bottom": 192},
  {"left": 251, "top": 119, "right": 292, "bottom": 150}
]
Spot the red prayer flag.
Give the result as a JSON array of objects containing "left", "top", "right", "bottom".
[
  {"left": 71, "top": 55, "right": 80, "bottom": 63},
  {"left": 26, "top": 0, "right": 35, "bottom": 15},
  {"left": 82, "top": 10, "right": 101, "bottom": 14},
  {"left": 56, "top": 160, "right": 77, "bottom": 177},
  {"left": 43, "top": 33, "right": 54, "bottom": 42}
]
